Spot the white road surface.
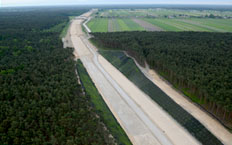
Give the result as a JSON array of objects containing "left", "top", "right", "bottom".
[{"left": 70, "top": 11, "right": 201, "bottom": 145}]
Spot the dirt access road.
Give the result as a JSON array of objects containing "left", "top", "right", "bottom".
[{"left": 70, "top": 10, "right": 200, "bottom": 145}]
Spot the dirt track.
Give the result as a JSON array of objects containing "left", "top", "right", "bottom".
[{"left": 69, "top": 11, "right": 202, "bottom": 145}]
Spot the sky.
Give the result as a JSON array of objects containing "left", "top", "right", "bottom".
[{"left": 1, "top": 0, "right": 232, "bottom": 7}]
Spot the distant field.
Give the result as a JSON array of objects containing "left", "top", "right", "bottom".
[
  {"left": 88, "top": 18, "right": 145, "bottom": 32},
  {"left": 143, "top": 18, "right": 232, "bottom": 32},
  {"left": 88, "top": 17, "right": 232, "bottom": 32},
  {"left": 98, "top": 8, "right": 232, "bottom": 18},
  {"left": 88, "top": 8, "right": 232, "bottom": 32},
  {"left": 87, "top": 18, "right": 108, "bottom": 32}
]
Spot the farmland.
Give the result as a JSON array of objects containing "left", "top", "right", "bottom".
[
  {"left": 88, "top": 8, "right": 232, "bottom": 32},
  {"left": 87, "top": 18, "right": 108, "bottom": 32},
  {"left": 98, "top": 8, "right": 232, "bottom": 18}
]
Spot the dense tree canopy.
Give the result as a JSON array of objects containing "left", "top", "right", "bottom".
[
  {"left": 0, "top": 8, "right": 114, "bottom": 144},
  {"left": 91, "top": 31, "right": 232, "bottom": 125}
]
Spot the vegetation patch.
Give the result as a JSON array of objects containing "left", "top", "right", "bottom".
[
  {"left": 87, "top": 18, "right": 108, "bottom": 32},
  {"left": 76, "top": 60, "right": 132, "bottom": 145},
  {"left": 0, "top": 7, "right": 126, "bottom": 145}
]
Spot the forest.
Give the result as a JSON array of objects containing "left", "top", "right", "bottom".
[
  {"left": 0, "top": 7, "right": 118, "bottom": 144},
  {"left": 91, "top": 31, "right": 232, "bottom": 128}
]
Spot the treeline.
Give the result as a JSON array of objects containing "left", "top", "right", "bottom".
[
  {"left": 0, "top": 8, "right": 116, "bottom": 144},
  {"left": 91, "top": 31, "right": 232, "bottom": 127}
]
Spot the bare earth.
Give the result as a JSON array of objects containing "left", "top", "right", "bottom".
[
  {"left": 126, "top": 53, "right": 232, "bottom": 145},
  {"left": 133, "top": 19, "right": 163, "bottom": 31},
  {"left": 62, "top": 23, "right": 73, "bottom": 48}
]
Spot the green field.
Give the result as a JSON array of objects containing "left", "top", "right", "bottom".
[
  {"left": 89, "top": 18, "right": 145, "bottom": 32},
  {"left": 88, "top": 9, "right": 232, "bottom": 32},
  {"left": 87, "top": 18, "right": 108, "bottom": 32},
  {"left": 76, "top": 60, "right": 132, "bottom": 145},
  {"left": 88, "top": 17, "right": 232, "bottom": 32},
  {"left": 120, "top": 19, "right": 145, "bottom": 31},
  {"left": 116, "top": 19, "right": 145, "bottom": 31},
  {"left": 143, "top": 18, "right": 232, "bottom": 32},
  {"left": 143, "top": 18, "right": 182, "bottom": 31}
]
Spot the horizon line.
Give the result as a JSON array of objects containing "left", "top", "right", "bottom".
[{"left": 1, "top": 3, "right": 232, "bottom": 8}]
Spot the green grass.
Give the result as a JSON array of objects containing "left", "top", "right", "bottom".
[
  {"left": 87, "top": 16, "right": 232, "bottom": 32},
  {"left": 45, "top": 16, "right": 79, "bottom": 38},
  {"left": 90, "top": 18, "right": 145, "bottom": 32},
  {"left": 168, "top": 19, "right": 211, "bottom": 31},
  {"left": 69, "top": 16, "right": 76, "bottom": 20},
  {"left": 87, "top": 18, "right": 108, "bottom": 32},
  {"left": 98, "top": 50, "right": 223, "bottom": 145},
  {"left": 43, "top": 21, "right": 69, "bottom": 38},
  {"left": 76, "top": 60, "right": 132, "bottom": 145},
  {"left": 60, "top": 22, "right": 71, "bottom": 38},
  {"left": 42, "top": 20, "right": 71, "bottom": 38},
  {"left": 144, "top": 18, "right": 182, "bottom": 31},
  {"left": 144, "top": 18, "right": 232, "bottom": 32},
  {"left": 122, "top": 19, "right": 145, "bottom": 31},
  {"left": 110, "top": 19, "right": 121, "bottom": 32},
  {"left": 117, "top": 19, "right": 130, "bottom": 31},
  {"left": 190, "top": 18, "right": 232, "bottom": 32}
]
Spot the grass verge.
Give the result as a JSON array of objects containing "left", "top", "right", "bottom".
[{"left": 76, "top": 60, "right": 132, "bottom": 145}]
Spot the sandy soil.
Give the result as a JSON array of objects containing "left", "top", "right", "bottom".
[
  {"left": 62, "top": 23, "right": 73, "bottom": 48},
  {"left": 126, "top": 53, "right": 232, "bottom": 145},
  {"left": 133, "top": 19, "right": 163, "bottom": 31}
]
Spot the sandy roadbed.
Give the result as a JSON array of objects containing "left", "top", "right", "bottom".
[{"left": 70, "top": 14, "right": 163, "bottom": 145}]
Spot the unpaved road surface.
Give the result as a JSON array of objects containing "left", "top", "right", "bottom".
[
  {"left": 133, "top": 19, "right": 163, "bottom": 31},
  {"left": 127, "top": 54, "right": 232, "bottom": 145},
  {"left": 62, "top": 23, "right": 73, "bottom": 48},
  {"left": 70, "top": 11, "right": 200, "bottom": 145}
]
